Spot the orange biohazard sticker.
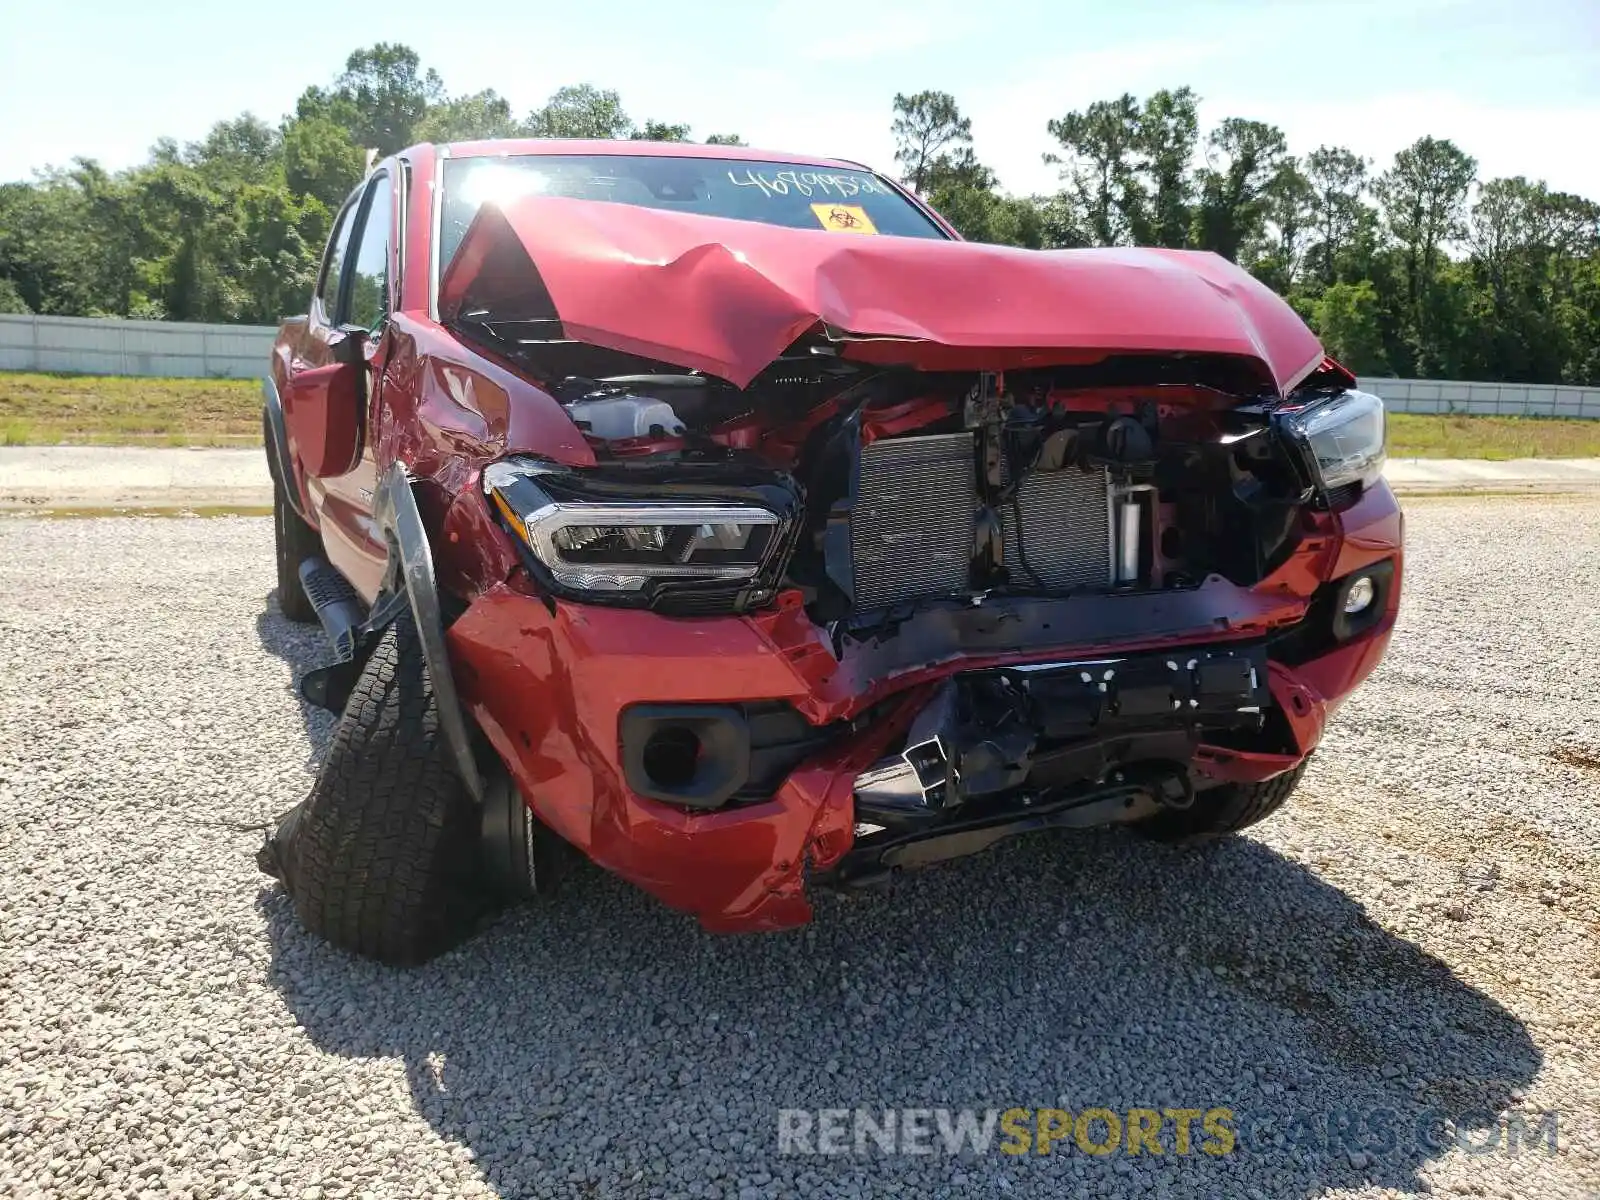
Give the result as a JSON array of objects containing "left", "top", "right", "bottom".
[{"left": 811, "top": 203, "right": 878, "bottom": 234}]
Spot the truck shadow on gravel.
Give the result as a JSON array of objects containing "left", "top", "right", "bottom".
[
  {"left": 256, "top": 593, "right": 338, "bottom": 772},
  {"left": 253, "top": 605, "right": 1543, "bottom": 1200}
]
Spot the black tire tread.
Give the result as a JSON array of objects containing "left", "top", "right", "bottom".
[
  {"left": 273, "top": 473, "right": 321, "bottom": 624},
  {"left": 1140, "top": 759, "right": 1309, "bottom": 844},
  {"left": 281, "top": 611, "right": 486, "bottom": 965}
]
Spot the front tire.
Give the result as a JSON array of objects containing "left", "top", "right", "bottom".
[
  {"left": 272, "top": 472, "right": 321, "bottom": 624},
  {"left": 1138, "top": 760, "right": 1309, "bottom": 844},
  {"left": 262, "top": 610, "right": 489, "bottom": 965}
]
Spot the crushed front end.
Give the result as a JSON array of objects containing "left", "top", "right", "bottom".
[{"left": 436, "top": 326, "right": 1401, "bottom": 931}]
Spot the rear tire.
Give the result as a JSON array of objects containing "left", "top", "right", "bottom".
[
  {"left": 1138, "top": 760, "right": 1309, "bottom": 844},
  {"left": 273, "top": 472, "right": 320, "bottom": 624},
  {"left": 263, "top": 610, "right": 489, "bottom": 965}
]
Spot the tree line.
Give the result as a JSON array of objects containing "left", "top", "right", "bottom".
[{"left": 2, "top": 43, "right": 1596, "bottom": 386}]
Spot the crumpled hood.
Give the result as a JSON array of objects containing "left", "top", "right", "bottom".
[{"left": 438, "top": 194, "right": 1327, "bottom": 394}]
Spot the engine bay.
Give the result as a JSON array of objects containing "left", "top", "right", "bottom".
[{"left": 468, "top": 320, "right": 1321, "bottom": 623}]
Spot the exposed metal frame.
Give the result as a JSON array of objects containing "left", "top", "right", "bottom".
[{"left": 372, "top": 461, "right": 484, "bottom": 805}]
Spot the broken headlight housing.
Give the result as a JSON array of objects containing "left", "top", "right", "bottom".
[
  {"left": 1277, "top": 387, "right": 1387, "bottom": 495},
  {"left": 483, "top": 457, "right": 802, "bottom": 613}
]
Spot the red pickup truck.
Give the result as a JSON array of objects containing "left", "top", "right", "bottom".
[{"left": 259, "top": 139, "right": 1401, "bottom": 965}]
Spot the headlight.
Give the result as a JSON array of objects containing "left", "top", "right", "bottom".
[
  {"left": 483, "top": 458, "right": 796, "bottom": 610},
  {"left": 1278, "top": 388, "right": 1386, "bottom": 492}
]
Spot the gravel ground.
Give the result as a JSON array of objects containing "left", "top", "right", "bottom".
[{"left": 2, "top": 499, "right": 1598, "bottom": 1200}]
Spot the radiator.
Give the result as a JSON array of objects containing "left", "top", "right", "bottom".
[
  {"left": 850, "top": 433, "right": 1112, "bottom": 610},
  {"left": 999, "top": 463, "right": 1114, "bottom": 592},
  {"left": 850, "top": 434, "right": 975, "bottom": 610}
]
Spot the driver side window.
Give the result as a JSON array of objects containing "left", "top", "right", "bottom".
[
  {"left": 343, "top": 173, "right": 392, "bottom": 333},
  {"left": 315, "top": 202, "right": 356, "bottom": 320}
]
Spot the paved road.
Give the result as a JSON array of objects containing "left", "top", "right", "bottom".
[
  {"left": 1385, "top": 456, "right": 1600, "bottom": 492},
  {"left": 2, "top": 500, "right": 1597, "bottom": 1198},
  {"left": 0, "top": 446, "right": 272, "bottom": 511},
  {"left": 4, "top": 446, "right": 1600, "bottom": 511}
]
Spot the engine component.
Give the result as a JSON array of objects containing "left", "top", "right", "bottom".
[
  {"left": 850, "top": 431, "right": 1114, "bottom": 610},
  {"left": 850, "top": 433, "right": 976, "bottom": 610},
  {"left": 565, "top": 393, "right": 686, "bottom": 441},
  {"left": 1001, "top": 466, "right": 1113, "bottom": 592},
  {"left": 1114, "top": 489, "right": 1154, "bottom": 585}
]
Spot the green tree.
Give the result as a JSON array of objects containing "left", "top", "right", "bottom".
[
  {"left": 185, "top": 115, "right": 282, "bottom": 187},
  {"left": 324, "top": 43, "right": 444, "bottom": 154},
  {"left": 0, "top": 275, "right": 31, "bottom": 314},
  {"left": 1375, "top": 136, "right": 1477, "bottom": 375},
  {"left": 1046, "top": 93, "right": 1142, "bottom": 245},
  {"left": 1192, "top": 118, "right": 1288, "bottom": 262},
  {"left": 283, "top": 116, "right": 366, "bottom": 210},
  {"left": 1130, "top": 87, "right": 1198, "bottom": 248},
  {"left": 524, "top": 85, "right": 633, "bottom": 139},
  {"left": 891, "top": 91, "right": 972, "bottom": 194},
  {"left": 703, "top": 133, "right": 746, "bottom": 146},
  {"left": 1310, "top": 279, "right": 1390, "bottom": 374},
  {"left": 6, "top": 53, "right": 1600, "bottom": 392},
  {"left": 1304, "top": 145, "right": 1369, "bottom": 287},
  {"left": 634, "top": 119, "right": 691, "bottom": 142},
  {"left": 0, "top": 177, "right": 94, "bottom": 314},
  {"left": 415, "top": 89, "right": 519, "bottom": 142},
  {"left": 1250, "top": 159, "right": 1315, "bottom": 292},
  {"left": 922, "top": 151, "right": 997, "bottom": 239}
]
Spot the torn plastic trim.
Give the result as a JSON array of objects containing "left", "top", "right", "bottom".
[{"left": 372, "top": 461, "right": 485, "bottom": 806}]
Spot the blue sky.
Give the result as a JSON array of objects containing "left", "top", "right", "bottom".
[{"left": 2, "top": 0, "right": 1597, "bottom": 197}]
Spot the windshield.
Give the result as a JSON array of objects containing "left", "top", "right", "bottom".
[{"left": 438, "top": 153, "right": 946, "bottom": 271}]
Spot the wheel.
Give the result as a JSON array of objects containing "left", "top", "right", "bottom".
[
  {"left": 272, "top": 469, "right": 321, "bottom": 624},
  {"left": 260, "top": 610, "right": 490, "bottom": 965},
  {"left": 1137, "top": 759, "right": 1309, "bottom": 844}
]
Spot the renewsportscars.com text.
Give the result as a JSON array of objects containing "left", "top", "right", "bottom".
[{"left": 777, "top": 1106, "right": 1561, "bottom": 1159}]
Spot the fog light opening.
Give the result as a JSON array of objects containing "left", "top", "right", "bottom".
[
  {"left": 641, "top": 727, "right": 701, "bottom": 789},
  {"left": 1343, "top": 575, "right": 1377, "bottom": 615}
]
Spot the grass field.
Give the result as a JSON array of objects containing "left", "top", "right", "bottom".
[
  {"left": 2, "top": 371, "right": 1599, "bottom": 458},
  {"left": 0, "top": 373, "right": 260, "bottom": 446},
  {"left": 1385, "top": 412, "right": 1600, "bottom": 458}
]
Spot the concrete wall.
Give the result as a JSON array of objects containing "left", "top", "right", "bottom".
[
  {"left": 0, "top": 314, "right": 278, "bottom": 380},
  {"left": 1356, "top": 376, "right": 1600, "bottom": 419},
  {"left": 3, "top": 315, "right": 1599, "bottom": 418}
]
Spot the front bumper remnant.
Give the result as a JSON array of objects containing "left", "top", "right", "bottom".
[
  {"left": 851, "top": 646, "right": 1269, "bottom": 822},
  {"left": 445, "top": 484, "right": 1403, "bottom": 932}
]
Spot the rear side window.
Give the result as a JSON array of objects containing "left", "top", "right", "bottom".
[
  {"left": 316, "top": 202, "right": 356, "bottom": 317},
  {"left": 345, "top": 174, "right": 392, "bottom": 332}
]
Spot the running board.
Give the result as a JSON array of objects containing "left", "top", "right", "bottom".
[{"left": 297, "top": 557, "right": 365, "bottom": 664}]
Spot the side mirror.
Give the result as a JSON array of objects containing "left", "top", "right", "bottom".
[
  {"left": 282, "top": 335, "right": 367, "bottom": 479},
  {"left": 330, "top": 324, "right": 371, "bottom": 403}
]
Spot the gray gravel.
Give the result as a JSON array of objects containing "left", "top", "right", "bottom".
[{"left": 2, "top": 499, "right": 1598, "bottom": 1199}]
